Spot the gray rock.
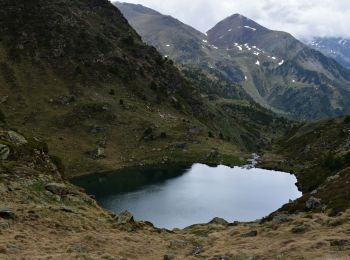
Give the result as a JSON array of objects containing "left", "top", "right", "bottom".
[
  {"left": 115, "top": 210, "right": 134, "bottom": 225},
  {"left": 306, "top": 196, "right": 322, "bottom": 209},
  {"left": 7, "top": 131, "right": 27, "bottom": 145},
  {"left": 190, "top": 245, "right": 203, "bottom": 256},
  {"left": 209, "top": 217, "right": 229, "bottom": 225},
  {"left": 0, "top": 208, "right": 16, "bottom": 220},
  {"left": 241, "top": 230, "right": 258, "bottom": 237},
  {"left": 45, "top": 183, "right": 74, "bottom": 196},
  {"left": 96, "top": 147, "right": 105, "bottom": 158},
  {"left": 291, "top": 225, "right": 308, "bottom": 234},
  {"left": 272, "top": 214, "right": 289, "bottom": 224},
  {"left": 0, "top": 144, "right": 10, "bottom": 160},
  {"left": 169, "top": 239, "right": 188, "bottom": 248}
]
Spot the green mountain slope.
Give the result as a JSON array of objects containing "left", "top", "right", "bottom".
[
  {"left": 0, "top": 0, "right": 289, "bottom": 176},
  {"left": 114, "top": 2, "right": 247, "bottom": 98},
  {"left": 262, "top": 116, "right": 350, "bottom": 215},
  {"left": 117, "top": 3, "right": 350, "bottom": 120}
]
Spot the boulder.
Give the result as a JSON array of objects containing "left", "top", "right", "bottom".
[
  {"left": 45, "top": 183, "right": 74, "bottom": 196},
  {"left": 306, "top": 197, "right": 322, "bottom": 210},
  {"left": 291, "top": 225, "right": 308, "bottom": 234},
  {"left": 272, "top": 214, "right": 289, "bottom": 224},
  {"left": 96, "top": 147, "right": 105, "bottom": 158},
  {"left": 0, "top": 208, "right": 16, "bottom": 220},
  {"left": 115, "top": 210, "right": 134, "bottom": 225},
  {"left": 241, "top": 230, "right": 258, "bottom": 237},
  {"left": 0, "top": 144, "right": 10, "bottom": 160},
  {"left": 7, "top": 131, "right": 27, "bottom": 145},
  {"left": 209, "top": 217, "right": 229, "bottom": 225},
  {"left": 169, "top": 239, "right": 188, "bottom": 248}
]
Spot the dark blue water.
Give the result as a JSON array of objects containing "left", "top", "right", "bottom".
[{"left": 72, "top": 164, "right": 301, "bottom": 229}]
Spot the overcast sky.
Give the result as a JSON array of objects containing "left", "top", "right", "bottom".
[{"left": 117, "top": 0, "right": 350, "bottom": 40}]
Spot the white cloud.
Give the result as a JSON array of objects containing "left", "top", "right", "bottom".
[{"left": 116, "top": 0, "right": 350, "bottom": 40}]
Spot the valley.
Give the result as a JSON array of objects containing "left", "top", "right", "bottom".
[
  {"left": 0, "top": 0, "right": 350, "bottom": 259},
  {"left": 116, "top": 2, "right": 350, "bottom": 120}
]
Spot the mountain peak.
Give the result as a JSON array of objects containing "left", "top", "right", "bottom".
[
  {"left": 226, "top": 13, "right": 250, "bottom": 21},
  {"left": 209, "top": 13, "right": 268, "bottom": 35}
]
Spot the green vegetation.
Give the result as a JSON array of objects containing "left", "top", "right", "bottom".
[{"left": 1, "top": 0, "right": 281, "bottom": 177}]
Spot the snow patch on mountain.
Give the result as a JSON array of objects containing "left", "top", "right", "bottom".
[{"left": 243, "top": 25, "right": 257, "bottom": 31}]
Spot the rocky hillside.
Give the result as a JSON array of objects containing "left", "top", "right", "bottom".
[
  {"left": 117, "top": 3, "right": 350, "bottom": 120},
  {"left": 0, "top": 0, "right": 292, "bottom": 177},
  {"left": 262, "top": 116, "right": 350, "bottom": 216},
  {"left": 307, "top": 37, "right": 350, "bottom": 69},
  {"left": 114, "top": 2, "right": 247, "bottom": 98}
]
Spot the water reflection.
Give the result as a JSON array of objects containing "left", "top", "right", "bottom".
[{"left": 72, "top": 164, "right": 301, "bottom": 229}]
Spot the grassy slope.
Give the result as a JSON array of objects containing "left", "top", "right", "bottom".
[
  {"left": 262, "top": 116, "right": 350, "bottom": 215},
  {"left": 0, "top": 0, "right": 249, "bottom": 177},
  {"left": 1, "top": 123, "right": 350, "bottom": 259}
]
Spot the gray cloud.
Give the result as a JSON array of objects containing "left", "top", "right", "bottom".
[{"left": 117, "top": 0, "right": 350, "bottom": 40}]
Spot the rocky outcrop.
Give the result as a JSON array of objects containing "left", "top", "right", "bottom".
[
  {"left": 306, "top": 197, "right": 322, "bottom": 210},
  {"left": 7, "top": 131, "right": 27, "bottom": 146},
  {"left": 0, "top": 208, "right": 16, "bottom": 220},
  {"left": 0, "top": 144, "right": 10, "bottom": 160},
  {"left": 115, "top": 210, "right": 134, "bottom": 225}
]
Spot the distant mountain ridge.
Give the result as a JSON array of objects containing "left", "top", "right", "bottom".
[
  {"left": 116, "top": 2, "right": 350, "bottom": 120},
  {"left": 307, "top": 37, "right": 350, "bottom": 69}
]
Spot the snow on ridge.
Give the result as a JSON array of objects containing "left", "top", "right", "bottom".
[
  {"left": 255, "top": 60, "right": 260, "bottom": 66},
  {"left": 202, "top": 39, "right": 208, "bottom": 43},
  {"left": 243, "top": 25, "right": 257, "bottom": 31},
  {"left": 338, "top": 39, "right": 347, "bottom": 46},
  {"left": 165, "top": 44, "right": 171, "bottom": 47},
  {"left": 278, "top": 60, "right": 284, "bottom": 66}
]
